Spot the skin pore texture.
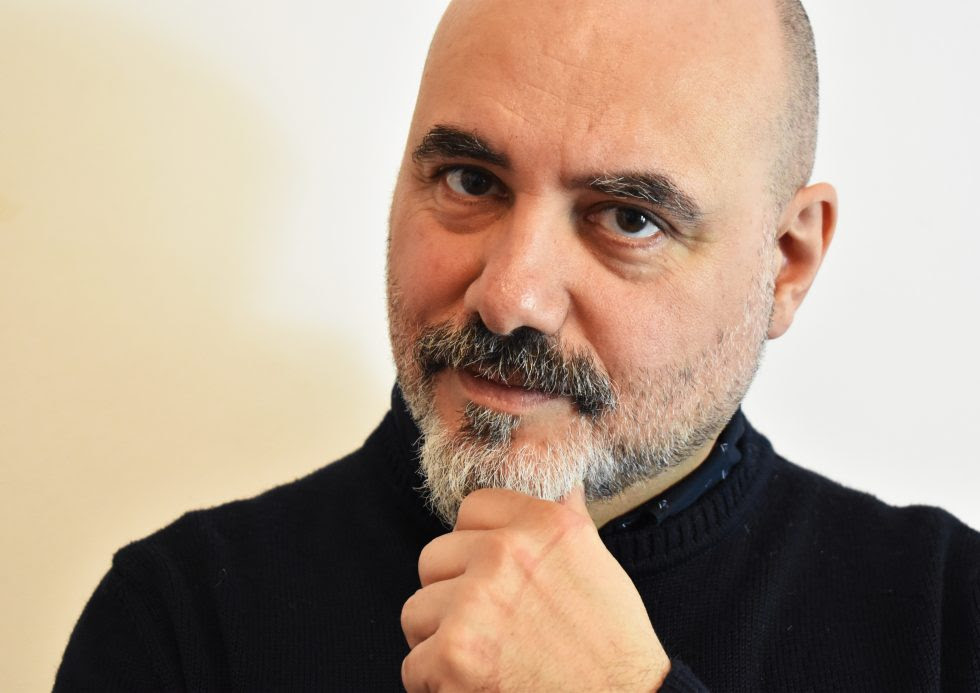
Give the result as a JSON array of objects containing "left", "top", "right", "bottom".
[
  {"left": 390, "top": 1, "right": 837, "bottom": 689},
  {"left": 387, "top": 0, "right": 835, "bottom": 528}
]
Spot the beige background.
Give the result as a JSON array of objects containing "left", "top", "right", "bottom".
[{"left": 2, "top": 2, "right": 978, "bottom": 690}]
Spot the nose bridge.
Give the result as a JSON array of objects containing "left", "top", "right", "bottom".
[{"left": 464, "top": 197, "right": 571, "bottom": 336}]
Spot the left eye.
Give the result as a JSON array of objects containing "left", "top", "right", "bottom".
[
  {"left": 592, "top": 206, "right": 663, "bottom": 239},
  {"left": 443, "top": 167, "right": 502, "bottom": 197}
]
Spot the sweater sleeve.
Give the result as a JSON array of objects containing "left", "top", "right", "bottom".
[
  {"left": 659, "top": 658, "right": 709, "bottom": 692},
  {"left": 54, "top": 567, "right": 179, "bottom": 692}
]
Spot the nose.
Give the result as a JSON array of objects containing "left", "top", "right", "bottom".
[{"left": 462, "top": 201, "right": 572, "bottom": 336}]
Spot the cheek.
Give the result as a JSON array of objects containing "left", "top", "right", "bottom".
[
  {"left": 388, "top": 206, "right": 481, "bottom": 323},
  {"left": 589, "top": 285, "right": 708, "bottom": 379},
  {"left": 583, "top": 254, "right": 752, "bottom": 380}
]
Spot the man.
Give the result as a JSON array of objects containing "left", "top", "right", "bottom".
[{"left": 57, "top": 0, "right": 980, "bottom": 691}]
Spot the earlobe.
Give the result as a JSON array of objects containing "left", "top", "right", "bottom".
[{"left": 768, "top": 182, "right": 838, "bottom": 339}]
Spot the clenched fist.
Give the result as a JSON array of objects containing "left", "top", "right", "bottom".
[{"left": 401, "top": 486, "right": 671, "bottom": 691}]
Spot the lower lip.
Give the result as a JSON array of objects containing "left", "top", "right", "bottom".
[{"left": 455, "top": 368, "right": 561, "bottom": 414}]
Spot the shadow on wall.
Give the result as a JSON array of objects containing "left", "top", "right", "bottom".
[{"left": 0, "top": 6, "right": 385, "bottom": 690}]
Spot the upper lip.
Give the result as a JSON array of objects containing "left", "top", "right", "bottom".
[{"left": 465, "top": 364, "right": 534, "bottom": 390}]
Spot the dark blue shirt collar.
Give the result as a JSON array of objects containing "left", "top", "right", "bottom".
[{"left": 602, "top": 409, "right": 746, "bottom": 533}]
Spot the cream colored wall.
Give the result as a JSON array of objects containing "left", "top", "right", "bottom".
[
  {"left": 2, "top": 2, "right": 977, "bottom": 690},
  {"left": 0, "top": 2, "right": 446, "bottom": 689}
]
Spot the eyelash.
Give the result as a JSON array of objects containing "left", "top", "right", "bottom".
[{"left": 429, "top": 164, "right": 675, "bottom": 241}]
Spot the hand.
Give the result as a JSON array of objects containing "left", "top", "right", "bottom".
[{"left": 401, "top": 485, "right": 671, "bottom": 691}]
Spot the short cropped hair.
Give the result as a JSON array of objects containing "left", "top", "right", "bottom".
[{"left": 772, "top": 0, "right": 819, "bottom": 205}]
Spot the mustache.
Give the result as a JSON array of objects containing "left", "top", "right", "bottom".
[{"left": 414, "top": 318, "right": 616, "bottom": 417}]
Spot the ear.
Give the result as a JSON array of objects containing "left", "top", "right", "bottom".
[{"left": 768, "top": 182, "right": 838, "bottom": 339}]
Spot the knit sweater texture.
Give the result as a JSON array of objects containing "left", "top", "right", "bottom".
[{"left": 56, "top": 392, "right": 980, "bottom": 691}]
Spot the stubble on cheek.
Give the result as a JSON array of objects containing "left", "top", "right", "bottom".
[{"left": 386, "top": 233, "right": 777, "bottom": 525}]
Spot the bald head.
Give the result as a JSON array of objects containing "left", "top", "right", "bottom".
[
  {"left": 388, "top": 0, "right": 837, "bottom": 522},
  {"left": 416, "top": 0, "right": 819, "bottom": 213}
]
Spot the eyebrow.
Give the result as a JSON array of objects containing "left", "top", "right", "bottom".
[
  {"left": 412, "top": 125, "right": 703, "bottom": 226},
  {"left": 412, "top": 125, "right": 510, "bottom": 168},
  {"left": 580, "top": 173, "right": 704, "bottom": 226}
]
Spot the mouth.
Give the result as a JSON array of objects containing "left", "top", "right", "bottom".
[
  {"left": 455, "top": 365, "right": 562, "bottom": 415},
  {"left": 464, "top": 363, "right": 536, "bottom": 390}
]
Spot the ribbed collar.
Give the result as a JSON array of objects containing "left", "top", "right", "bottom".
[
  {"left": 599, "top": 410, "right": 746, "bottom": 533},
  {"left": 374, "top": 385, "right": 773, "bottom": 572}
]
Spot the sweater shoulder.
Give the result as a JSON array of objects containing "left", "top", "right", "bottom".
[
  {"left": 746, "top": 425, "right": 980, "bottom": 585},
  {"left": 110, "top": 413, "right": 398, "bottom": 582},
  {"left": 60, "top": 411, "right": 421, "bottom": 691},
  {"left": 775, "top": 452, "right": 977, "bottom": 542}
]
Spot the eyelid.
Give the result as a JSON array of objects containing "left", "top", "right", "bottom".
[{"left": 429, "top": 163, "right": 496, "bottom": 181}]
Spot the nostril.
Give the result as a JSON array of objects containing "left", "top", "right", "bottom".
[{"left": 462, "top": 235, "right": 572, "bottom": 338}]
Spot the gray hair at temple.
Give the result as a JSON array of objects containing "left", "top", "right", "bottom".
[{"left": 771, "top": 0, "right": 819, "bottom": 206}]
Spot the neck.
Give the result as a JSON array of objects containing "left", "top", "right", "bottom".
[{"left": 586, "top": 435, "right": 720, "bottom": 529}]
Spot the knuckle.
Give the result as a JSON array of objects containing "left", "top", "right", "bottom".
[
  {"left": 417, "top": 542, "right": 438, "bottom": 584},
  {"left": 483, "top": 528, "right": 514, "bottom": 557},
  {"left": 401, "top": 650, "right": 423, "bottom": 690},
  {"left": 400, "top": 588, "right": 422, "bottom": 630},
  {"left": 479, "top": 529, "right": 524, "bottom": 574},
  {"left": 552, "top": 504, "right": 591, "bottom": 535},
  {"left": 435, "top": 624, "right": 491, "bottom": 679},
  {"left": 417, "top": 533, "right": 454, "bottom": 585},
  {"left": 452, "top": 572, "right": 516, "bottom": 624},
  {"left": 455, "top": 578, "right": 488, "bottom": 611}
]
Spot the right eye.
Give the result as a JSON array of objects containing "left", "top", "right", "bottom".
[
  {"left": 443, "top": 167, "right": 502, "bottom": 198},
  {"left": 589, "top": 205, "right": 665, "bottom": 239}
]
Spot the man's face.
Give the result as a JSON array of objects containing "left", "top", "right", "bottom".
[{"left": 387, "top": 0, "right": 787, "bottom": 524}]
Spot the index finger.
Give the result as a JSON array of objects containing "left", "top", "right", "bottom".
[
  {"left": 454, "top": 487, "right": 539, "bottom": 531},
  {"left": 417, "top": 530, "right": 481, "bottom": 586}
]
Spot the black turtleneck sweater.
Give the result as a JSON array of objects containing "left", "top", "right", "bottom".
[{"left": 56, "top": 390, "right": 980, "bottom": 691}]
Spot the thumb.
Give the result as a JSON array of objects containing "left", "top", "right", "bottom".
[{"left": 557, "top": 483, "right": 591, "bottom": 519}]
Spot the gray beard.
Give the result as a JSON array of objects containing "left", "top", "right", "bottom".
[
  {"left": 414, "top": 391, "right": 724, "bottom": 527},
  {"left": 391, "top": 237, "right": 775, "bottom": 528}
]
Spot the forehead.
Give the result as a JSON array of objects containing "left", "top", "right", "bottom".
[{"left": 413, "top": 0, "right": 785, "bottom": 203}]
